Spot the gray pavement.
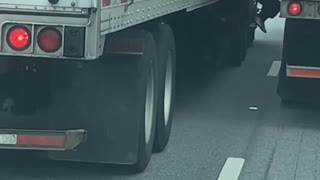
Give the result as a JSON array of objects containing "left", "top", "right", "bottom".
[{"left": 0, "top": 17, "right": 318, "bottom": 180}]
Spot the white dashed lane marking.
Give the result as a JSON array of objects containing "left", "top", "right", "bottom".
[
  {"left": 217, "top": 157, "right": 245, "bottom": 180},
  {"left": 267, "top": 61, "right": 281, "bottom": 77}
]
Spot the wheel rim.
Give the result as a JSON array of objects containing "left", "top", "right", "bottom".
[
  {"left": 145, "top": 61, "right": 155, "bottom": 144},
  {"left": 164, "top": 50, "right": 173, "bottom": 126}
]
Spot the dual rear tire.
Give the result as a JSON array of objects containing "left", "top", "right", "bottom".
[
  {"left": 47, "top": 23, "right": 176, "bottom": 173},
  {"left": 212, "top": 0, "right": 251, "bottom": 67},
  {"left": 151, "top": 22, "right": 176, "bottom": 153},
  {"left": 106, "top": 23, "right": 176, "bottom": 172}
]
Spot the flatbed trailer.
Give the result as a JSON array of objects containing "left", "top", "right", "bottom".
[{"left": 0, "top": 0, "right": 256, "bottom": 172}]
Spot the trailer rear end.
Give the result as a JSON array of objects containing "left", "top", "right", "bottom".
[
  {"left": 0, "top": 0, "right": 255, "bottom": 172},
  {"left": 277, "top": 0, "right": 320, "bottom": 103}
]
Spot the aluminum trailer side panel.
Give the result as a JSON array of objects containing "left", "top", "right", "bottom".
[
  {"left": 100, "top": 0, "right": 220, "bottom": 35},
  {"left": 0, "top": 0, "right": 220, "bottom": 60},
  {"left": 0, "top": 0, "right": 220, "bottom": 31},
  {"left": 0, "top": 0, "right": 97, "bottom": 8}
]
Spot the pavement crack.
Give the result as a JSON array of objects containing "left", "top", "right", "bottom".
[
  {"left": 293, "top": 130, "right": 304, "bottom": 180},
  {"left": 265, "top": 112, "right": 291, "bottom": 180},
  {"left": 264, "top": 136, "right": 278, "bottom": 180},
  {"left": 314, "top": 129, "right": 320, "bottom": 180}
]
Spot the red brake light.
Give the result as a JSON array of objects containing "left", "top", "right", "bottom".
[
  {"left": 288, "top": 2, "right": 302, "bottom": 16},
  {"left": 7, "top": 25, "right": 31, "bottom": 51},
  {"left": 37, "top": 27, "right": 62, "bottom": 53}
]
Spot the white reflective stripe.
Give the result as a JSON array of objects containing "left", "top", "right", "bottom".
[{"left": 0, "top": 134, "right": 17, "bottom": 145}]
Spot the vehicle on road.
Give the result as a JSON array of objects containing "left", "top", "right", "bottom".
[
  {"left": 0, "top": 0, "right": 256, "bottom": 172},
  {"left": 278, "top": 1, "right": 320, "bottom": 103}
]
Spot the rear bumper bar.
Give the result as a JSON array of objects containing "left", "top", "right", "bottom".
[
  {"left": 0, "top": 129, "right": 86, "bottom": 151},
  {"left": 286, "top": 64, "right": 320, "bottom": 79}
]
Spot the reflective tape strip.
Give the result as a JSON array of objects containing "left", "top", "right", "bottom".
[
  {"left": 0, "top": 129, "right": 86, "bottom": 150},
  {"left": 0, "top": 134, "right": 65, "bottom": 147},
  {"left": 17, "top": 135, "right": 65, "bottom": 148},
  {"left": 287, "top": 65, "right": 320, "bottom": 79},
  {"left": 0, "top": 134, "right": 17, "bottom": 145}
]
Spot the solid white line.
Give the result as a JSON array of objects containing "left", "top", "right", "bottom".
[
  {"left": 217, "top": 157, "right": 245, "bottom": 180},
  {"left": 267, "top": 61, "right": 281, "bottom": 77}
]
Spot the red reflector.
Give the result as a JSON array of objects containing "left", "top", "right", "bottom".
[
  {"left": 7, "top": 26, "right": 31, "bottom": 51},
  {"left": 289, "top": 69, "right": 320, "bottom": 78},
  {"left": 288, "top": 2, "right": 302, "bottom": 16},
  {"left": 17, "top": 135, "right": 65, "bottom": 148},
  {"left": 37, "top": 27, "right": 62, "bottom": 53}
]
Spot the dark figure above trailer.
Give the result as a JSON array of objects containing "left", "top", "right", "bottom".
[{"left": 255, "top": 0, "right": 280, "bottom": 33}]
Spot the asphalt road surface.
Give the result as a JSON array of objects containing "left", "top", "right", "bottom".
[{"left": 1, "top": 17, "right": 318, "bottom": 180}]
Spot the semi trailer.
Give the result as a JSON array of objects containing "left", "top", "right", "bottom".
[
  {"left": 278, "top": 1, "right": 320, "bottom": 103},
  {"left": 0, "top": 0, "right": 255, "bottom": 172}
]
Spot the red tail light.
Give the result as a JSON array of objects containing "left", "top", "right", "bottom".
[
  {"left": 288, "top": 2, "right": 302, "bottom": 16},
  {"left": 37, "top": 27, "right": 62, "bottom": 53},
  {"left": 7, "top": 25, "right": 31, "bottom": 51}
]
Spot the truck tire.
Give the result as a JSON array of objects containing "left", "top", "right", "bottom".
[
  {"left": 47, "top": 29, "right": 159, "bottom": 173},
  {"left": 151, "top": 22, "right": 176, "bottom": 152},
  {"left": 132, "top": 31, "right": 158, "bottom": 172},
  {"left": 229, "top": 27, "right": 247, "bottom": 67},
  {"left": 246, "top": 0, "right": 257, "bottom": 47},
  {"left": 108, "top": 30, "right": 159, "bottom": 172},
  {"left": 247, "top": 27, "right": 256, "bottom": 46},
  {"left": 222, "top": 1, "right": 249, "bottom": 67}
]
